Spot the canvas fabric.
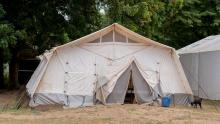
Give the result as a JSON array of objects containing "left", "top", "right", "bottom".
[
  {"left": 179, "top": 35, "right": 220, "bottom": 100},
  {"left": 180, "top": 51, "right": 220, "bottom": 100},
  {"left": 27, "top": 23, "right": 192, "bottom": 107},
  {"left": 178, "top": 35, "right": 220, "bottom": 54}
]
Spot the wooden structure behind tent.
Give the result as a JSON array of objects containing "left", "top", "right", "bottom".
[{"left": 18, "top": 58, "right": 40, "bottom": 85}]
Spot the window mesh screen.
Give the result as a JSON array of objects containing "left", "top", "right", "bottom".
[
  {"left": 102, "top": 31, "right": 113, "bottom": 42},
  {"left": 115, "top": 31, "right": 126, "bottom": 42}
]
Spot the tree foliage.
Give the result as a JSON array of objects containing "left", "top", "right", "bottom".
[
  {"left": 163, "top": 0, "right": 220, "bottom": 48},
  {"left": 1, "top": 0, "right": 102, "bottom": 88},
  {"left": 102, "top": 0, "right": 165, "bottom": 34},
  {"left": 2, "top": 0, "right": 101, "bottom": 53},
  {"left": 103, "top": 0, "right": 220, "bottom": 48},
  {"left": 0, "top": 4, "right": 17, "bottom": 88},
  {"left": 0, "top": 4, "right": 16, "bottom": 49}
]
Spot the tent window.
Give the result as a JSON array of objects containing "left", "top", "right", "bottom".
[
  {"left": 90, "top": 38, "right": 100, "bottom": 43},
  {"left": 128, "top": 38, "right": 137, "bottom": 43},
  {"left": 89, "top": 31, "right": 139, "bottom": 43},
  {"left": 115, "top": 31, "right": 126, "bottom": 42},
  {"left": 102, "top": 31, "right": 113, "bottom": 42}
]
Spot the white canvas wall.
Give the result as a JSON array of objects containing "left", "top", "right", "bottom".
[{"left": 180, "top": 51, "right": 220, "bottom": 100}]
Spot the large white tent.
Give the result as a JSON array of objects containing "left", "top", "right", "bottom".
[
  {"left": 26, "top": 23, "right": 192, "bottom": 107},
  {"left": 178, "top": 35, "right": 220, "bottom": 100}
]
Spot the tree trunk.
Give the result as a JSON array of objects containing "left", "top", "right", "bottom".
[
  {"left": 9, "top": 48, "right": 19, "bottom": 89},
  {"left": 0, "top": 48, "right": 4, "bottom": 89}
]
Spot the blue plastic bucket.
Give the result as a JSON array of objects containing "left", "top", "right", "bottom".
[{"left": 162, "top": 96, "right": 171, "bottom": 107}]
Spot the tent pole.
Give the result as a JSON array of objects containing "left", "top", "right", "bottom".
[
  {"left": 113, "top": 25, "right": 115, "bottom": 42},
  {"left": 173, "top": 94, "right": 175, "bottom": 107},
  {"left": 113, "top": 25, "right": 116, "bottom": 59},
  {"left": 94, "top": 57, "right": 97, "bottom": 105},
  {"left": 126, "top": 32, "right": 128, "bottom": 43},
  {"left": 64, "top": 71, "right": 68, "bottom": 106},
  {"left": 198, "top": 52, "right": 200, "bottom": 97},
  {"left": 100, "top": 32, "right": 102, "bottom": 44}
]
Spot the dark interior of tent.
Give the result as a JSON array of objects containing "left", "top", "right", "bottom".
[{"left": 124, "top": 71, "right": 136, "bottom": 104}]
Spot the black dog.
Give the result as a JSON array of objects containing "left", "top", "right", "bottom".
[{"left": 191, "top": 97, "right": 202, "bottom": 108}]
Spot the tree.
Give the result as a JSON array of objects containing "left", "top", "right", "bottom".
[
  {"left": 162, "top": 0, "right": 220, "bottom": 48},
  {"left": 102, "top": 0, "right": 220, "bottom": 49},
  {"left": 0, "top": 4, "right": 16, "bottom": 89},
  {"left": 1, "top": 0, "right": 102, "bottom": 88},
  {"left": 102, "top": 0, "right": 165, "bottom": 35},
  {"left": 1, "top": 0, "right": 71, "bottom": 88},
  {"left": 100, "top": 0, "right": 182, "bottom": 44},
  {"left": 64, "top": 0, "right": 102, "bottom": 39},
  {"left": 2, "top": 0, "right": 101, "bottom": 53}
]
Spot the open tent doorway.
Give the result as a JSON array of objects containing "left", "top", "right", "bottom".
[
  {"left": 106, "top": 62, "right": 153, "bottom": 104},
  {"left": 124, "top": 71, "right": 135, "bottom": 104}
]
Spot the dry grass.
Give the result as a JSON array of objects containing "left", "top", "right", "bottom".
[{"left": 1, "top": 91, "right": 220, "bottom": 124}]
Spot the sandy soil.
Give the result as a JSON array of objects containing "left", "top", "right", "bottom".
[
  {"left": 1, "top": 91, "right": 220, "bottom": 124},
  {"left": 0, "top": 90, "right": 18, "bottom": 107}
]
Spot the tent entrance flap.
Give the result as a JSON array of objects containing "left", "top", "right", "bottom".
[
  {"left": 131, "top": 62, "right": 153, "bottom": 103},
  {"left": 106, "top": 65, "right": 131, "bottom": 104},
  {"left": 106, "top": 62, "right": 153, "bottom": 104}
]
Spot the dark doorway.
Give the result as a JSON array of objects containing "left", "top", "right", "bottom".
[
  {"left": 18, "top": 58, "right": 40, "bottom": 85},
  {"left": 124, "top": 71, "right": 136, "bottom": 104}
]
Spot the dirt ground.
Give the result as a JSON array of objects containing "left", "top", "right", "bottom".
[{"left": 1, "top": 91, "right": 220, "bottom": 124}]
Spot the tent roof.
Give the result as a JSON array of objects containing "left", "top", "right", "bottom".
[
  {"left": 178, "top": 35, "right": 220, "bottom": 54},
  {"left": 49, "top": 23, "right": 173, "bottom": 52}
]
